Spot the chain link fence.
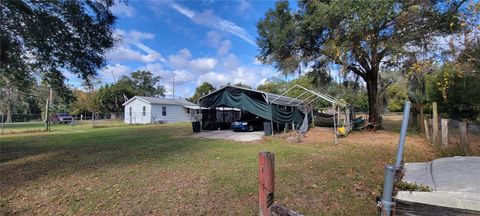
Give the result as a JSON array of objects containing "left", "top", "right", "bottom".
[{"left": 1, "top": 113, "right": 126, "bottom": 135}]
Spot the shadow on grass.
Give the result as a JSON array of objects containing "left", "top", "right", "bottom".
[{"left": 0, "top": 124, "right": 204, "bottom": 192}]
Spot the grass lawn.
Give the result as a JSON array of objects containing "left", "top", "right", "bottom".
[
  {"left": 0, "top": 122, "right": 436, "bottom": 215},
  {"left": 1, "top": 120, "right": 125, "bottom": 135}
]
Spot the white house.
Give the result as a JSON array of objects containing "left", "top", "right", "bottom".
[{"left": 122, "top": 96, "right": 199, "bottom": 124}]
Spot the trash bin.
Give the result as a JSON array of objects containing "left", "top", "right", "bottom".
[
  {"left": 263, "top": 121, "right": 272, "bottom": 136},
  {"left": 192, "top": 122, "right": 201, "bottom": 133}
]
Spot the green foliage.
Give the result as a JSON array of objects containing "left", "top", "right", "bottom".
[
  {"left": 70, "top": 89, "right": 99, "bottom": 115},
  {"left": 188, "top": 82, "right": 216, "bottom": 103},
  {"left": 396, "top": 182, "right": 432, "bottom": 192},
  {"left": 256, "top": 79, "right": 287, "bottom": 94},
  {"left": 95, "top": 83, "right": 135, "bottom": 113},
  {"left": 70, "top": 70, "right": 165, "bottom": 114},
  {"left": 119, "top": 71, "right": 166, "bottom": 97},
  {"left": 387, "top": 82, "right": 408, "bottom": 112},
  {"left": 427, "top": 63, "right": 480, "bottom": 120},
  {"left": 233, "top": 83, "right": 252, "bottom": 89},
  {"left": 1, "top": 0, "right": 117, "bottom": 94},
  {"left": 257, "top": 0, "right": 468, "bottom": 124}
]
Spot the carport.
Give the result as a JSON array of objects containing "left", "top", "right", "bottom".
[{"left": 198, "top": 85, "right": 308, "bottom": 135}]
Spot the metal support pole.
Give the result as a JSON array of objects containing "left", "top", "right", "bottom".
[
  {"left": 337, "top": 106, "right": 340, "bottom": 127},
  {"left": 394, "top": 101, "right": 411, "bottom": 170},
  {"left": 44, "top": 99, "right": 49, "bottom": 131},
  {"left": 381, "top": 165, "right": 396, "bottom": 216},
  {"left": 270, "top": 104, "right": 274, "bottom": 136},
  {"left": 333, "top": 103, "right": 337, "bottom": 145},
  {"left": 1, "top": 114, "right": 3, "bottom": 135}
]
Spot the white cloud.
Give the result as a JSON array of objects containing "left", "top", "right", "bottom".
[
  {"left": 173, "top": 70, "right": 195, "bottom": 83},
  {"left": 205, "top": 31, "right": 231, "bottom": 56},
  {"left": 197, "top": 72, "right": 229, "bottom": 87},
  {"left": 168, "top": 49, "right": 217, "bottom": 73},
  {"left": 100, "top": 64, "right": 132, "bottom": 83},
  {"left": 111, "top": 2, "right": 135, "bottom": 17},
  {"left": 223, "top": 53, "right": 240, "bottom": 70},
  {"left": 170, "top": 4, "right": 256, "bottom": 46},
  {"left": 107, "top": 29, "right": 165, "bottom": 63},
  {"left": 217, "top": 40, "right": 232, "bottom": 56},
  {"left": 139, "top": 63, "right": 194, "bottom": 85},
  {"left": 191, "top": 58, "right": 217, "bottom": 72},
  {"left": 171, "top": 3, "right": 195, "bottom": 19},
  {"left": 168, "top": 49, "right": 192, "bottom": 70},
  {"left": 206, "top": 31, "right": 222, "bottom": 48},
  {"left": 109, "top": 47, "right": 161, "bottom": 63},
  {"left": 237, "top": 0, "right": 252, "bottom": 14}
]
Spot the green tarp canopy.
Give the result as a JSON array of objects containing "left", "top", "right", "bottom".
[{"left": 199, "top": 86, "right": 305, "bottom": 126}]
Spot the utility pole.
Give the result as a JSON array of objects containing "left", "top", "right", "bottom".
[
  {"left": 172, "top": 73, "right": 175, "bottom": 99},
  {"left": 45, "top": 99, "right": 49, "bottom": 131}
]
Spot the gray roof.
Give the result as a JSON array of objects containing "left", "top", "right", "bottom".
[{"left": 125, "top": 96, "right": 197, "bottom": 106}]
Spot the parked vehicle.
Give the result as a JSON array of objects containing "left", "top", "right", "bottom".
[
  {"left": 231, "top": 115, "right": 264, "bottom": 132},
  {"left": 49, "top": 113, "right": 74, "bottom": 124}
]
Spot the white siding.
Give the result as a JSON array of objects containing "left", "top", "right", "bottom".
[
  {"left": 123, "top": 98, "right": 192, "bottom": 124},
  {"left": 151, "top": 105, "right": 191, "bottom": 123},
  {"left": 124, "top": 99, "right": 152, "bottom": 124}
]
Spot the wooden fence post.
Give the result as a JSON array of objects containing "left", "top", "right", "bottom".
[
  {"left": 259, "top": 151, "right": 275, "bottom": 216},
  {"left": 432, "top": 102, "right": 439, "bottom": 144},
  {"left": 441, "top": 118, "right": 448, "bottom": 146},
  {"left": 424, "top": 119, "right": 430, "bottom": 142},
  {"left": 459, "top": 121, "right": 469, "bottom": 155}
]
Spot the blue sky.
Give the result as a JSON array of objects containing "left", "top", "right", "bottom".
[{"left": 67, "top": 0, "right": 296, "bottom": 98}]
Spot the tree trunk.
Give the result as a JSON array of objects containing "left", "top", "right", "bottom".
[
  {"left": 6, "top": 104, "right": 12, "bottom": 123},
  {"left": 419, "top": 104, "right": 425, "bottom": 133},
  {"left": 110, "top": 112, "right": 117, "bottom": 120},
  {"left": 366, "top": 72, "right": 381, "bottom": 126}
]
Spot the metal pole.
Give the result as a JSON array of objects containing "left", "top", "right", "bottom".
[
  {"left": 394, "top": 101, "right": 411, "bottom": 170},
  {"left": 270, "top": 104, "right": 274, "bottom": 136},
  {"left": 1, "top": 114, "right": 4, "bottom": 135},
  {"left": 381, "top": 165, "right": 395, "bottom": 216},
  {"left": 333, "top": 103, "right": 337, "bottom": 145},
  {"left": 45, "top": 99, "right": 49, "bottom": 131}
]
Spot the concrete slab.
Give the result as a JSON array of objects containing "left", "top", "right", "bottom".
[
  {"left": 403, "top": 156, "right": 480, "bottom": 193},
  {"left": 396, "top": 191, "right": 480, "bottom": 211},
  {"left": 191, "top": 130, "right": 264, "bottom": 142},
  {"left": 400, "top": 156, "right": 480, "bottom": 211}
]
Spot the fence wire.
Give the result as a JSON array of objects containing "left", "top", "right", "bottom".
[{"left": 1, "top": 113, "right": 126, "bottom": 135}]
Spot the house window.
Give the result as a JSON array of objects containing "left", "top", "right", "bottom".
[
  {"left": 129, "top": 107, "right": 132, "bottom": 116},
  {"left": 162, "top": 106, "right": 167, "bottom": 116},
  {"left": 143, "top": 106, "right": 146, "bottom": 116},
  {"left": 187, "top": 108, "right": 190, "bottom": 114}
]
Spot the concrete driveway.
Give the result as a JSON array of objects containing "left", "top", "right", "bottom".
[{"left": 191, "top": 130, "right": 264, "bottom": 142}]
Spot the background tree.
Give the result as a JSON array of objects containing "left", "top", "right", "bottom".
[
  {"left": 386, "top": 82, "right": 408, "bottom": 112},
  {"left": 118, "top": 71, "right": 166, "bottom": 97},
  {"left": 1, "top": 0, "right": 117, "bottom": 94},
  {"left": 257, "top": 0, "right": 468, "bottom": 126},
  {"left": 188, "top": 82, "right": 216, "bottom": 103},
  {"left": 95, "top": 83, "right": 135, "bottom": 119},
  {"left": 233, "top": 83, "right": 252, "bottom": 89},
  {"left": 256, "top": 79, "right": 287, "bottom": 94},
  {"left": 427, "top": 39, "right": 480, "bottom": 120}
]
